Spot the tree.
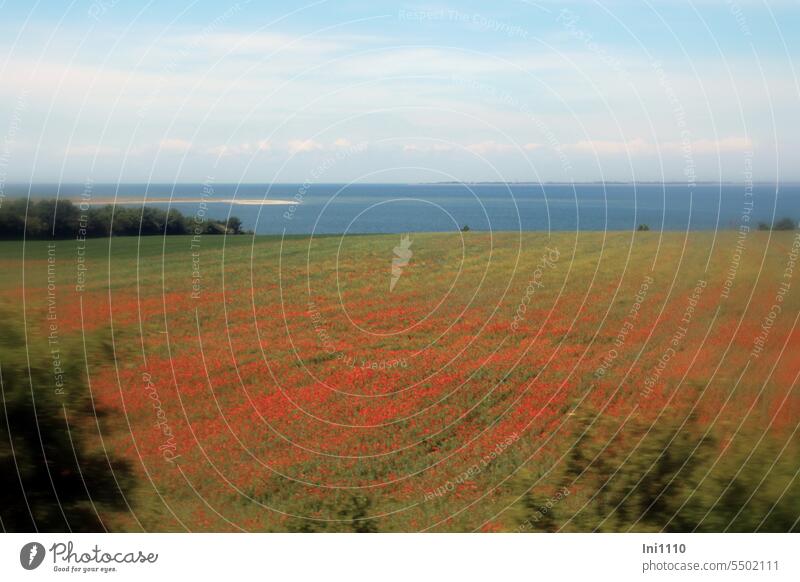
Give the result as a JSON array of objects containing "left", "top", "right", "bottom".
[
  {"left": 226, "top": 216, "right": 243, "bottom": 235},
  {"left": 165, "top": 209, "right": 188, "bottom": 235},
  {"left": 772, "top": 217, "right": 796, "bottom": 231}
]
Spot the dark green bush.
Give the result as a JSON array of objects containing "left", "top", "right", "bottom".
[{"left": 0, "top": 312, "right": 132, "bottom": 531}]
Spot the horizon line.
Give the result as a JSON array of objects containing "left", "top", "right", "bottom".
[{"left": 6, "top": 180, "right": 799, "bottom": 187}]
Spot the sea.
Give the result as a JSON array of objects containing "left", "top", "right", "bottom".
[{"left": 13, "top": 182, "right": 800, "bottom": 235}]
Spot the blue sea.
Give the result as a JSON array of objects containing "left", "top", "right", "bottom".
[{"left": 15, "top": 182, "right": 800, "bottom": 235}]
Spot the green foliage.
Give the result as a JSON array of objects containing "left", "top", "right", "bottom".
[
  {"left": 0, "top": 312, "right": 131, "bottom": 531},
  {"left": 637, "top": 224, "right": 651, "bottom": 231},
  {"left": 511, "top": 408, "right": 800, "bottom": 532},
  {"left": 772, "top": 217, "right": 796, "bottom": 231},
  {"left": 226, "top": 216, "right": 244, "bottom": 235},
  {"left": 757, "top": 217, "right": 796, "bottom": 231},
  {"left": 285, "top": 493, "right": 379, "bottom": 532},
  {"left": 0, "top": 198, "right": 244, "bottom": 239}
]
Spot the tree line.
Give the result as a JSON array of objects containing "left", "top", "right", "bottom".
[{"left": 0, "top": 198, "right": 245, "bottom": 239}]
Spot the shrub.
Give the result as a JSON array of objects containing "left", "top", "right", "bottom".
[
  {"left": 772, "top": 217, "right": 796, "bottom": 231},
  {"left": 757, "top": 218, "right": 796, "bottom": 231}
]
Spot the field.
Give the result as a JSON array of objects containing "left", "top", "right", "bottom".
[{"left": 1, "top": 230, "right": 799, "bottom": 532}]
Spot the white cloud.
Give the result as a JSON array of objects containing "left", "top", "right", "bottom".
[
  {"left": 174, "top": 32, "right": 345, "bottom": 58},
  {"left": 403, "top": 143, "right": 454, "bottom": 153},
  {"left": 333, "top": 48, "right": 592, "bottom": 78},
  {"left": 287, "top": 139, "right": 324, "bottom": 154},
  {"left": 568, "top": 138, "right": 652, "bottom": 155},
  {"left": 465, "top": 141, "right": 517, "bottom": 155},
  {"left": 565, "top": 137, "right": 753, "bottom": 156},
  {"left": 402, "top": 141, "right": 536, "bottom": 155},
  {"left": 159, "top": 138, "right": 193, "bottom": 153},
  {"left": 681, "top": 137, "right": 753, "bottom": 154},
  {"left": 207, "top": 140, "right": 271, "bottom": 157},
  {"left": 65, "top": 145, "right": 122, "bottom": 157}
]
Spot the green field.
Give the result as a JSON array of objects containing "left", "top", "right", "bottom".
[{"left": 2, "top": 230, "right": 799, "bottom": 531}]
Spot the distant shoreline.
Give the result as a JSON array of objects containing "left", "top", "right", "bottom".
[
  {"left": 70, "top": 198, "right": 296, "bottom": 206},
  {"left": 6, "top": 181, "right": 798, "bottom": 188},
  {"left": 420, "top": 181, "right": 797, "bottom": 186}
]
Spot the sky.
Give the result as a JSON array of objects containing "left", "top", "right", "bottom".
[{"left": 0, "top": 0, "right": 798, "bottom": 184}]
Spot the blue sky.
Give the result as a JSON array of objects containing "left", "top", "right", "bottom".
[{"left": 1, "top": 0, "right": 798, "bottom": 183}]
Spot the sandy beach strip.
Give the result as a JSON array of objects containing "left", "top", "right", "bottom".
[{"left": 71, "top": 198, "right": 296, "bottom": 206}]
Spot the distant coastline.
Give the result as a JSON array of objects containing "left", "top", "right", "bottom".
[
  {"left": 421, "top": 180, "right": 795, "bottom": 186},
  {"left": 70, "top": 197, "right": 295, "bottom": 206}
]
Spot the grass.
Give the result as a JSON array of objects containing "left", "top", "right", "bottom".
[{"left": 1, "top": 230, "right": 799, "bottom": 532}]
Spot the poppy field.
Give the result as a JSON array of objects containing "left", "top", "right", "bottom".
[{"left": 2, "top": 229, "right": 799, "bottom": 532}]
